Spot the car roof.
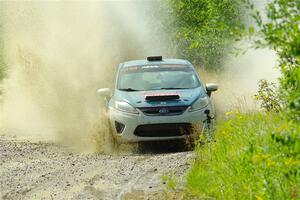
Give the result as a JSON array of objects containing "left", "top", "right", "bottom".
[{"left": 121, "top": 58, "right": 192, "bottom": 68}]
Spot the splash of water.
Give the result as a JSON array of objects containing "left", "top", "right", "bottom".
[{"left": 0, "top": 1, "right": 166, "bottom": 153}]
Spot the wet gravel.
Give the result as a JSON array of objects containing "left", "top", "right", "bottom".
[{"left": 0, "top": 135, "right": 194, "bottom": 200}]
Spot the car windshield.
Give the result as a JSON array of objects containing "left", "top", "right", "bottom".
[{"left": 117, "top": 64, "right": 200, "bottom": 91}]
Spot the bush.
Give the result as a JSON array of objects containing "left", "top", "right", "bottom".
[
  {"left": 183, "top": 1, "right": 300, "bottom": 199},
  {"left": 248, "top": 0, "right": 300, "bottom": 119},
  {"left": 155, "top": 0, "right": 245, "bottom": 70},
  {"left": 185, "top": 112, "right": 300, "bottom": 199},
  {"left": 254, "top": 79, "right": 281, "bottom": 112}
]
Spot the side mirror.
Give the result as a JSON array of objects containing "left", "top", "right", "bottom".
[
  {"left": 206, "top": 83, "right": 218, "bottom": 97},
  {"left": 97, "top": 88, "right": 111, "bottom": 96}
]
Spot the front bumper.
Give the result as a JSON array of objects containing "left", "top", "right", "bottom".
[{"left": 108, "top": 106, "right": 211, "bottom": 142}]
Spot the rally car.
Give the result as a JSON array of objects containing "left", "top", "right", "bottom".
[{"left": 97, "top": 56, "right": 218, "bottom": 143}]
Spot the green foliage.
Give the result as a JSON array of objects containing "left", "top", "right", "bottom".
[
  {"left": 186, "top": 112, "right": 300, "bottom": 199},
  {"left": 181, "top": 1, "right": 300, "bottom": 199},
  {"left": 162, "top": 174, "right": 178, "bottom": 191},
  {"left": 156, "top": 0, "right": 245, "bottom": 70},
  {"left": 161, "top": 174, "right": 183, "bottom": 199},
  {"left": 254, "top": 79, "right": 282, "bottom": 112},
  {"left": 249, "top": 0, "right": 300, "bottom": 119}
]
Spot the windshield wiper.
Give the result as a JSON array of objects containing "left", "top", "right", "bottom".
[
  {"left": 119, "top": 88, "right": 140, "bottom": 92},
  {"left": 159, "top": 87, "right": 189, "bottom": 90}
]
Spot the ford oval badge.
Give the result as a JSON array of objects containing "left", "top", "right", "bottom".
[{"left": 159, "top": 108, "right": 169, "bottom": 114}]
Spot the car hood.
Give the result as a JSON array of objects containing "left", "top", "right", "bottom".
[{"left": 113, "top": 88, "right": 205, "bottom": 108}]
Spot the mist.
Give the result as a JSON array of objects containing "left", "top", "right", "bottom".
[{"left": 0, "top": 1, "right": 167, "bottom": 153}]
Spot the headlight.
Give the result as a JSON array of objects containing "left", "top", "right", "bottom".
[
  {"left": 115, "top": 101, "right": 139, "bottom": 114},
  {"left": 189, "top": 97, "right": 209, "bottom": 112}
]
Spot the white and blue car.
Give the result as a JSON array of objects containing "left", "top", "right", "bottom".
[{"left": 97, "top": 56, "right": 218, "bottom": 143}]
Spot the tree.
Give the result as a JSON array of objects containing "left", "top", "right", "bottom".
[
  {"left": 251, "top": 0, "right": 300, "bottom": 119},
  {"left": 155, "top": 0, "right": 245, "bottom": 70}
]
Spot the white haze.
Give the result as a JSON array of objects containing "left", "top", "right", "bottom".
[{"left": 0, "top": 1, "right": 167, "bottom": 153}]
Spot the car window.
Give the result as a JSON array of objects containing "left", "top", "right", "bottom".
[{"left": 118, "top": 64, "right": 201, "bottom": 91}]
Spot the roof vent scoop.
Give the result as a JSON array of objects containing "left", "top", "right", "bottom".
[{"left": 147, "top": 56, "right": 162, "bottom": 62}]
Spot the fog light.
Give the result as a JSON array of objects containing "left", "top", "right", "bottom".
[{"left": 115, "top": 121, "right": 125, "bottom": 134}]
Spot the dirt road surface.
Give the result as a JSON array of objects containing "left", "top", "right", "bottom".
[{"left": 0, "top": 135, "right": 194, "bottom": 200}]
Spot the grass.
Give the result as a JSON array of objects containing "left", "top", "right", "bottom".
[{"left": 185, "top": 111, "right": 300, "bottom": 199}]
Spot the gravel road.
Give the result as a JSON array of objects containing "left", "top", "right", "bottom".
[{"left": 0, "top": 135, "right": 194, "bottom": 200}]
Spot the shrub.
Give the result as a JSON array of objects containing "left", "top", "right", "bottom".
[
  {"left": 254, "top": 79, "right": 281, "bottom": 112},
  {"left": 154, "top": 0, "right": 245, "bottom": 70},
  {"left": 248, "top": 0, "right": 300, "bottom": 119}
]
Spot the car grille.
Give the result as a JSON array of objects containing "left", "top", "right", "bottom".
[
  {"left": 138, "top": 106, "right": 189, "bottom": 116},
  {"left": 134, "top": 123, "right": 193, "bottom": 137}
]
